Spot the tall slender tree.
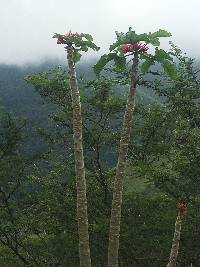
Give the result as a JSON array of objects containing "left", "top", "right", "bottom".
[
  {"left": 53, "top": 31, "right": 99, "bottom": 267},
  {"left": 167, "top": 203, "right": 187, "bottom": 267},
  {"left": 94, "top": 28, "right": 176, "bottom": 267},
  {"left": 107, "top": 48, "right": 139, "bottom": 267}
]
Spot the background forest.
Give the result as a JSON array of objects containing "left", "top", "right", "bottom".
[{"left": 0, "top": 43, "right": 200, "bottom": 267}]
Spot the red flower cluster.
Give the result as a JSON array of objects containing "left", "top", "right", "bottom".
[
  {"left": 57, "top": 31, "right": 80, "bottom": 45},
  {"left": 57, "top": 38, "right": 66, "bottom": 44},
  {"left": 120, "top": 42, "right": 149, "bottom": 54},
  {"left": 65, "top": 31, "right": 79, "bottom": 38},
  {"left": 121, "top": 44, "right": 133, "bottom": 54}
]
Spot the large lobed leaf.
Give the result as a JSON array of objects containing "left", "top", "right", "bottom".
[{"left": 94, "top": 53, "right": 126, "bottom": 76}]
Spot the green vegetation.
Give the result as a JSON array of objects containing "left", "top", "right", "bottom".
[{"left": 0, "top": 31, "right": 199, "bottom": 267}]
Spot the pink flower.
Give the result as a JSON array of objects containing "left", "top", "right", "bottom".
[
  {"left": 121, "top": 44, "right": 133, "bottom": 54},
  {"left": 133, "top": 43, "right": 149, "bottom": 53},
  {"left": 57, "top": 38, "right": 66, "bottom": 44},
  {"left": 56, "top": 31, "right": 80, "bottom": 45},
  {"left": 65, "top": 31, "right": 79, "bottom": 38},
  {"left": 120, "top": 42, "right": 149, "bottom": 54}
]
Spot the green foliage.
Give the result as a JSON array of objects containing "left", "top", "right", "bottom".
[
  {"left": 72, "top": 50, "right": 82, "bottom": 63},
  {"left": 53, "top": 32, "right": 100, "bottom": 63},
  {"left": 110, "top": 29, "right": 171, "bottom": 51},
  {"left": 140, "top": 55, "right": 155, "bottom": 73},
  {"left": 23, "top": 48, "right": 200, "bottom": 265},
  {"left": 161, "top": 59, "right": 177, "bottom": 79},
  {"left": 94, "top": 27, "right": 176, "bottom": 79},
  {"left": 25, "top": 70, "right": 127, "bottom": 202},
  {"left": 130, "top": 45, "right": 200, "bottom": 202},
  {"left": 154, "top": 48, "right": 172, "bottom": 61},
  {"left": 140, "top": 49, "right": 177, "bottom": 79},
  {"left": 0, "top": 38, "right": 200, "bottom": 266},
  {"left": 81, "top": 33, "right": 93, "bottom": 42},
  {"left": 94, "top": 53, "right": 126, "bottom": 76},
  {"left": 149, "top": 29, "right": 171, "bottom": 46},
  {"left": 151, "top": 29, "right": 172, "bottom": 38}
]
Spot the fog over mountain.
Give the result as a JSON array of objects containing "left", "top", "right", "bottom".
[{"left": 0, "top": 0, "right": 200, "bottom": 66}]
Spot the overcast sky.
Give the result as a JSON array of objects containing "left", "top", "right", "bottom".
[{"left": 0, "top": 0, "right": 200, "bottom": 65}]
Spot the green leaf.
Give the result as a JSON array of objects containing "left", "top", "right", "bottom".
[
  {"left": 141, "top": 57, "right": 155, "bottom": 73},
  {"left": 81, "top": 41, "right": 100, "bottom": 51},
  {"left": 149, "top": 37, "right": 160, "bottom": 46},
  {"left": 155, "top": 48, "right": 172, "bottom": 61},
  {"left": 111, "top": 31, "right": 149, "bottom": 51},
  {"left": 82, "top": 33, "right": 93, "bottom": 42},
  {"left": 148, "top": 30, "right": 171, "bottom": 46},
  {"left": 87, "top": 42, "right": 100, "bottom": 51},
  {"left": 110, "top": 39, "right": 126, "bottom": 51},
  {"left": 115, "top": 31, "right": 125, "bottom": 40},
  {"left": 137, "top": 33, "right": 150, "bottom": 42},
  {"left": 52, "top": 33, "right": 60, "bottom": 38},
  {"left": 81, "top": 45, "right": 89, "bottom": 52},
  {"left": 113, "top": 55, "right": 126, "bottom": 72},
  {"left": 94, "top": 53, "right": 126, "bottom": 76},
  {"left": 126, "top": 30, "right": 138, "bottom": 42},
  {"left": 94, "top": 54, "right": 111, "bottom": 76},
  {"left": 161, "top": 60, "right": 177, "bottom": 79},
  {"left": 64, "top": 37, "right": 82, "bottom": 43},
  {"left": 72, "top": 50, "right": 82, "bottom": 63},
  {"left": 151, "top": 29, "right": 172, "bottom": 38}
]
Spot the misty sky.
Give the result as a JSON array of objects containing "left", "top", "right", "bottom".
[{"left": 0, "top": 0, "right": 200, "bottom": 65}]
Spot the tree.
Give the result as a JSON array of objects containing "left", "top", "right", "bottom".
[
  {"left": 53, "top": 31, "right": 99, "bottom": 267},
  {"left": 24, "top": 40, "right": 200, "bottom": 266},
  {"left": 130, "top": 43, "right": 200, "bottom": 201},
  {"left": 94, "top": 28, "right": 175, "bottom": 267},
  {"left": 127, "top": 43, "right": 200, "bottom": 266},
  {"left": 167, "top": 203, "right": 187, "bottom": 267},
  {"left": 0, "top": 111, "right": 43, "bottom": 266}
]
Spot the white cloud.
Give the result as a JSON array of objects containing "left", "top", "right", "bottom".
[{"left": 0, "top": 0, "right": 200, "bottom": 65}]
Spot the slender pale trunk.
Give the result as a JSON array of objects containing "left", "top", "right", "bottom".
[
  {"left": 167, "top": 211, "right": 183, "bottom": 267},
  {"left": 108, "top": 53, "right": 139, "bottom": 267},
  {"left": 67, "top": 46, "right": 91, "bottom": 267}
]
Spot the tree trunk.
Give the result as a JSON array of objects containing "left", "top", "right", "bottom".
[
  {"left": 67, "top": 46, "right": 91, "bottom": 267},
  {"left": 166, "top": 211, "right": 183, "bottom": 267},
  {"left": 108, "top": 53, "right": 139, "bottom": 267}
]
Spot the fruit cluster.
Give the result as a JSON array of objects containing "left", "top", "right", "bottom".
[{"left": 120, "top": 42, "right": 149, "bottom": 54}]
